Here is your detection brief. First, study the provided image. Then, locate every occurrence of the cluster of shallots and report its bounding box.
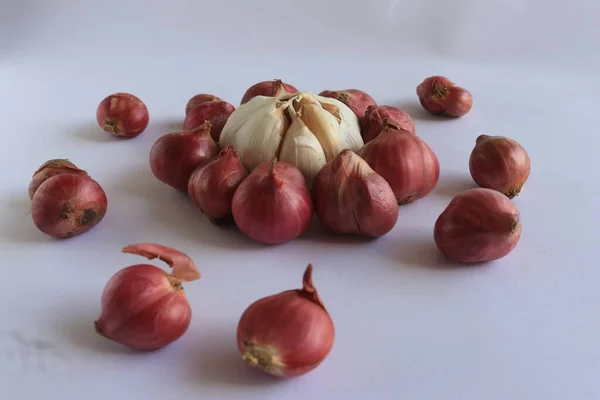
[95,243,334,378]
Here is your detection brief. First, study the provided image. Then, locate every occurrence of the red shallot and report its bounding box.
[361,105,415,143]
[237,264,335,378]
[416,76,473,117]
[95,243,201,350]
[149,122,219,191]
[96,92,149,138]
[318,89,376,122]
[185,94,222,115]
[240,79,298,104]
[28,159,88,199]
[31,173,107,238]
[312,149,398,237]
[434,188,522,263]
[183,100,235,142]
[231,159,313,245]
[358,125,440,204]
[188,146,249,223]
[469,134,531,198]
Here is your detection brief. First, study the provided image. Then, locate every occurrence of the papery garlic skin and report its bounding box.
[219,92,363,185]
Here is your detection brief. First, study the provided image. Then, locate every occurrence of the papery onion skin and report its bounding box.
[231,160,313,245]
[416,76,473,117]
[361,105,415,143]
[312,149,399,237]
[318,89,376,122]
[188,146,249,222]
[185,94,222,115]
[28,159,88,199]
[149,122,219,191]
[240,79,298,104]
[358,126,440,205]
[96,92,149,137]
[95,243,201,350]
[469,134,531,199]
[434,188,522,263]
[31,174,107,238]
[237,264,335,378]
[183,101,235,142]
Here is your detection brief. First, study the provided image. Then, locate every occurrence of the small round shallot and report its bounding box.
[434,188,522,263]
[240,79,298,104]
[183,100,235,142]
[318,89,377,122]
[416,76,473,117]
[361,105,415,143]
[185,94,222,115]
[96,92,149,138]
[28,159,88,199]
[469,134,531,198]
[31,173,108,238]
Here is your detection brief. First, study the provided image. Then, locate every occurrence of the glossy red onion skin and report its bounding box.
[31,174,107,238]
[183,101,235,142]
[237,265,334,378]
[358,128,440,205]
[188,146,249,222]
[318,89,376,122]
[312,150,398,237]
[96,92,149,137]
[434,188,522,263]
[185,94,222,115]
[416,76,473,117]
[361,105,415,143]
[469,135,531,198]
[149,124,219,191]
[95,264,192,350]
[240,79,298,104]
[28,159,88,199]
[231,161,313,245]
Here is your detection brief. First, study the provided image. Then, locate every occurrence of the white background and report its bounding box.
[1,1,599,399]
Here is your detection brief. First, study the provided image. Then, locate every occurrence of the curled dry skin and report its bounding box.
[219,92,364,187]
[237,264,335,378]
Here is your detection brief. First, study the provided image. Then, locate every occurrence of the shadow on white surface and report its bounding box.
[393,99,444,122]
[185,324,286,387]
[67,122,121,143]
[0,193,52,244]
[433,172,478,198]
[392,235,454,269]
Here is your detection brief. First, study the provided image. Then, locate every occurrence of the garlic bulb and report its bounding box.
[219,92,364,187]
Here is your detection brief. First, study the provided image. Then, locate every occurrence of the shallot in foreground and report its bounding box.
[28,159,88,199]
[95,243,201,350]
[434,188,522,263]
[237,264,335,378]
[469,134,531,198]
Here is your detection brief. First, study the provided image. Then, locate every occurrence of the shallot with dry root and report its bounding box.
[95,243,201,350]
[240,79,298,104]
[434,188,522,263]
[358,125,439,205]
[361,105,415,143]
[96,92,149,138]
[318,89,377,122]
[237,264,335,378]
[469,134,531,198]
[312,149,398,237]
[231,159,313,244]
[183,100,235,142]
[149,121,219,191]
[416,76,473,117]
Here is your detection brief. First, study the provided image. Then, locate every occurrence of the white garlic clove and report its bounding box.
[219,96,289,171]
[299,104,345,161]
[278,109,327,188]
[316,95,364,152]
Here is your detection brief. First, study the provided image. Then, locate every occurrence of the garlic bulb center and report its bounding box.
[219,91,364,187]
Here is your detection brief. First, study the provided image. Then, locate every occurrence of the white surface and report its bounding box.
[1,1,599,399]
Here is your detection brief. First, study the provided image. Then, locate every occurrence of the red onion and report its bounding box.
[237,264,334,378]
[434,188,522,263]
[231,159,313,245]
[469,134,531,198]
[358,126,440,204]
[28,159,88,199]
[312,149,398,237]
[361,105,415,143]
[185,94,222,115]
[183,100,235,142]
[416,76,473,117]
[31,174,107,238]
[318,89,376,122]
[240,79,298,104]
[149,122,219,191]
[95,243,201,350]
[96,92,149,138]
[188,146,249,223]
